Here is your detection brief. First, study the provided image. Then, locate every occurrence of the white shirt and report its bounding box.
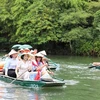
[6,58,18,69]
[17,60,32,74]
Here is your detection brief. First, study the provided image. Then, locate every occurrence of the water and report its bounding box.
[0,55,100,100]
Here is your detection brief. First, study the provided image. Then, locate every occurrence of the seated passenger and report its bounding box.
[92,62,100,66]
[4,49,18,78]
[15,53,32,80]
[29,53,50,80]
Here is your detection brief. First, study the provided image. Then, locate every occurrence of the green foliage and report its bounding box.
[93,10,100,31]
[0,0,100,56]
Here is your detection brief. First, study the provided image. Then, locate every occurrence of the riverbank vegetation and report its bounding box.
[0,0,100,56]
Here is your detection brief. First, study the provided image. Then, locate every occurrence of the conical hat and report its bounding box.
[39,50,47,55]
[9,49,18,56]
[35,53,44,57]
[30,50,34,53]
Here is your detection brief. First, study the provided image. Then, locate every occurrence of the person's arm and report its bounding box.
[36,63,48,71]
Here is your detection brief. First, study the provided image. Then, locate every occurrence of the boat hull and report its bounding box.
[89,65,100,69]
[0,75,65,88]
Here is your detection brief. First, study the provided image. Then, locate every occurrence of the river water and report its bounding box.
[0,55,100,100]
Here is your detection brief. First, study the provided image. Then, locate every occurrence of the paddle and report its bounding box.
[10,69,28,84]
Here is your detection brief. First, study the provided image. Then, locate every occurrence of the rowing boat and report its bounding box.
[0,75,65,88]
[48,62,60,70]
[89,65,100,69]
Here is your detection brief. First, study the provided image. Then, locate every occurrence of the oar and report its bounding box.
[10,69,28,84]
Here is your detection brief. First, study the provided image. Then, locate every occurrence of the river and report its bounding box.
[0,55,100,100]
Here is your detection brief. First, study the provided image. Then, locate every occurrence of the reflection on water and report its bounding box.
[0,84,46,100]
[0,81,65,100]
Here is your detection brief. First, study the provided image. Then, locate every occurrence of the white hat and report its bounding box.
[20,52,31,60]
[35,53,44,57]
[9,49,18,56]
[30,50,34,53]
[19,49,24,51]
[39,50,47,55]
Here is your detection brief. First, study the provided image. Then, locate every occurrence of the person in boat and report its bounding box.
[24,48,30,53]
[15,52,32,80]
[33,49,38,54]
[42,56,54,75]
[17,49,24,61]
[29,53,52,80]
[17,48,30,61]
[30,49,38,55]
[2,54,10,73]
[3,49,18,78]
[92,62,100,66]
[29,49,38,60]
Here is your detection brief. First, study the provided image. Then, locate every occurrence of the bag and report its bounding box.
[34,71,40,80]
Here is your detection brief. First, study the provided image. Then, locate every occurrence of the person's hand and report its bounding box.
[49,71,54,75]
[44,63,48,67]
[28,66,32,71]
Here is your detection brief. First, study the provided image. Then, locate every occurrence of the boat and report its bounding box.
[89,65,100,69]
[0,75,65,88]
[88,62,100,69]
[48,62,60,70]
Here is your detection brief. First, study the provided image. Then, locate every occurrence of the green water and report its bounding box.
[0,55,100,100]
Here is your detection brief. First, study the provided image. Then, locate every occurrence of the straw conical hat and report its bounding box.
[39,50,47,55]
[9,49,18,56]
[35,53,44,57]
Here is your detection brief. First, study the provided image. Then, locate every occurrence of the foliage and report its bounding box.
[0,0,100,56]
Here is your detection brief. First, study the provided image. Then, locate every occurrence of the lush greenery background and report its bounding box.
[0,0,100,56]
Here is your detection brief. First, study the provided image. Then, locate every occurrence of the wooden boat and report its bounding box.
[88,62,100,69]
[48,62,60,70]
[0,75,65,88]
[89,65,100,69]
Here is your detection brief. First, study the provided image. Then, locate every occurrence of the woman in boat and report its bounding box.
[92,62,100,66]
[29,53,50,80]
[42,57,54,75]
[4,49,18,78]
[33,49,38,54]
[29,49,38,60]
[15,53,32,80]
[17,48,30,60]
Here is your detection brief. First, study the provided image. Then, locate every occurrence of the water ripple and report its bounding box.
[64,80,79,85]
